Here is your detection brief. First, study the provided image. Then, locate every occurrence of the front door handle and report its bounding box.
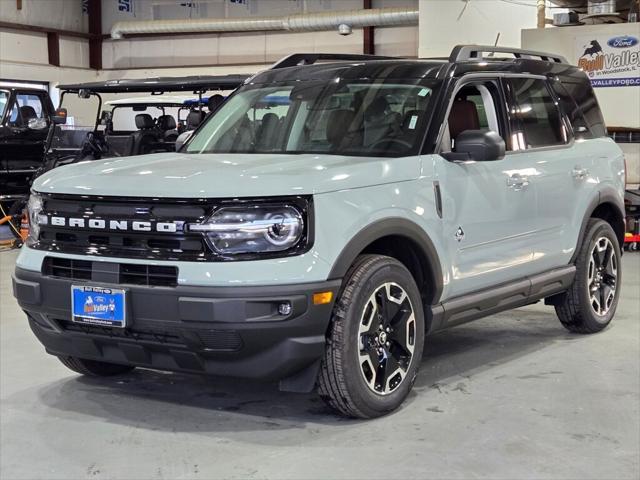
[507,173,529,190]
[572,166,589,180]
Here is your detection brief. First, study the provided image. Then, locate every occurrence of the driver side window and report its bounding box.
[442,81,508,152]
[7,93,46,127]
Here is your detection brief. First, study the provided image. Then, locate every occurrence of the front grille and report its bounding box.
[55,319,243,352]
[45,258,92,280]
[43,257,178,287]
[197,330,243,351]
[120,263,178,287]
[56,319,185,346]
[34,195,212,261]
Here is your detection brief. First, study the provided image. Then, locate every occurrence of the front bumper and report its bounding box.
[13,266,340,388]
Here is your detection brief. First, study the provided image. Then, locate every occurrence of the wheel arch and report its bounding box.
[327,218,444,307]
[572,188,625,263]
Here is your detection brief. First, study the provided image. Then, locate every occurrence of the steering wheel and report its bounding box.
[80,131,108,159]
[369,138,413,151]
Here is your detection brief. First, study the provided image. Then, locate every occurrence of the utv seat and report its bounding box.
[157,115,179,142]
[128,114,160,156]
[186,110,206,131]
[15,106,38,126]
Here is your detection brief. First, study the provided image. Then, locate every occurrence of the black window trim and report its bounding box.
[502,75,575,156]
[434,73,511,156]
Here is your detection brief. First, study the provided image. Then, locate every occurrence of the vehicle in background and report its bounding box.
[0,85,62,243]
[48,74,248,165]
[0,86,56,203]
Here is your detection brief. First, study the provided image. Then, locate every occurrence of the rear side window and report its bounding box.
[550,79,592,139]
[508,78,568,150]
[554,77,606,138]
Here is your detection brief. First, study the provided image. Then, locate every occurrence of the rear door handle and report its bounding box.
[507,173,529,190]
[572,167,589,180]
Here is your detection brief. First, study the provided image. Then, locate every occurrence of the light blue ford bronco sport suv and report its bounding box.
[13,46,626,418]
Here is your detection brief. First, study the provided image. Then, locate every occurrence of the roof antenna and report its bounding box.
[487,32,501,57]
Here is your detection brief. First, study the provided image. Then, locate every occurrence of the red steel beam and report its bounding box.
[88,0,102,70]
[47,32,60,66]
[363,0,374,55]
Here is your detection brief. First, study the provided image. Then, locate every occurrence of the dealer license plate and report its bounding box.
[71,285,126,328]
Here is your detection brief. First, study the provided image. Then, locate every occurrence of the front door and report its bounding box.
[435,78,538,299]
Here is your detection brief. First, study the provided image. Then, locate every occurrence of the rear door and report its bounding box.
[503,76,580,272]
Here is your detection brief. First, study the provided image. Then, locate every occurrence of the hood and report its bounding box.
[33,152,421,198]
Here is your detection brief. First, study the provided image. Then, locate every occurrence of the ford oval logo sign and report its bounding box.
[607,36,639,49]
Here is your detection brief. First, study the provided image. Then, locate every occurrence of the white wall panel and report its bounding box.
[375,25,418,57]
[0,30,48,65]
[104,35,221,69]
[0,0,87,31]
[59,37,90,69]
[418,0,535,58]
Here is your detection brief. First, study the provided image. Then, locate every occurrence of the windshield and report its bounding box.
[185,79,438,157]
[0,91,8,119]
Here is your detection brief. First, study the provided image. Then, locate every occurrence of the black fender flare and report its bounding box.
[327,218,444,304]
[571,186,625,263]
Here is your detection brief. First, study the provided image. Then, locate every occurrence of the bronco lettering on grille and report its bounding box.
[44,216,182,233]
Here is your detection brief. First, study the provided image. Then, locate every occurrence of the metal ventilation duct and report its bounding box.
[110,7,419,39]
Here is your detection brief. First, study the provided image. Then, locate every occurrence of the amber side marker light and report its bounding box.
[313,291,333,305]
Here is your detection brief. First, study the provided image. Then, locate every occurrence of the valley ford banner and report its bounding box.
[576,34,640,88]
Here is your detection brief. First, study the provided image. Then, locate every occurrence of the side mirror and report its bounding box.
[442,130,506,162]
[28,118,48,130]
[52,108,67,125]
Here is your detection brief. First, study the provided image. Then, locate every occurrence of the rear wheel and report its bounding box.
[555,219,622,333]
[318,255,425,418]
[58,356,135,376]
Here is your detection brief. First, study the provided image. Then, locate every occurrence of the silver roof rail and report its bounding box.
[449,45,568,64]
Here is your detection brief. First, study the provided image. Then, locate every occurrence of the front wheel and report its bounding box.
[318,255,425,418]
[555,219,622,333]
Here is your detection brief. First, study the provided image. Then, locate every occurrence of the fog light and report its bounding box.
[278,302,292,316]
[313,291,333,305]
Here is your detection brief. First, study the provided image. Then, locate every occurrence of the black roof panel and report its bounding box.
[58,74,249,94]
[249,60,448,84]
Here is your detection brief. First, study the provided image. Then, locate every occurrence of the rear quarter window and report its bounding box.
[556,77,606,138]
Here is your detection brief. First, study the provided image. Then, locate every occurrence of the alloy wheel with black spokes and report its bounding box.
[588,237,618,317]
[358,283,416,395]
[555,218,622,334]
[318,255,425,418]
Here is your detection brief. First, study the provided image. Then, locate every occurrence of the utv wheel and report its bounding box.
[58,356,135,376]
[555,219,622,333]
[318,255,425,418]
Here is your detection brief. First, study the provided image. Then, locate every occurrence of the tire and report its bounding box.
[555,219,622,334]
[58,356,135,376]
[318,255,425,418]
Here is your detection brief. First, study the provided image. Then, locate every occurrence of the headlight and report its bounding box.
[189,205,306,255]
[26,192,45,242]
